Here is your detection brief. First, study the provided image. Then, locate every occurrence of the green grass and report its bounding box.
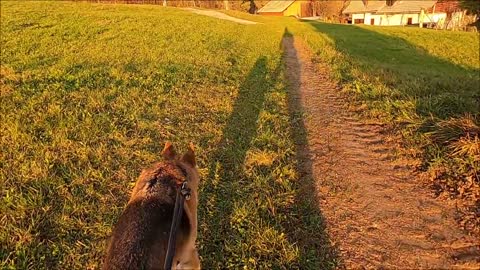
[297,22,479,124]
[0,1,336,269]
[289,22,480,232]
[1,1,479,269]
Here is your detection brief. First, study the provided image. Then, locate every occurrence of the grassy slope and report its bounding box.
[289,22,480,233]
[0,2,336,269]
[224,10,479,234]
[1,1,479,269]
[298,23,479,125]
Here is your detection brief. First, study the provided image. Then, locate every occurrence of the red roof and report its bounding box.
[428,0,461,13]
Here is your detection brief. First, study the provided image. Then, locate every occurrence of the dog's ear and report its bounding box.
[181,142,196,167]
[162,141,177,160]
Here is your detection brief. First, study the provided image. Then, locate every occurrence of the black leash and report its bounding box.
[164,181,191,270]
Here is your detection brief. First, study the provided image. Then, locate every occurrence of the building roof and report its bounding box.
[380,1,437,14]
[428,0,461,13]
[258,1,295,13]
[343,0,438,14]
[343,0,386,14]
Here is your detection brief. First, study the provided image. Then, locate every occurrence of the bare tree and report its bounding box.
[315,0,350,21]
[242,0,257,14]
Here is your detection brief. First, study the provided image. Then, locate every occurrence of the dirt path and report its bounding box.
[182,8,257,25]
[283,36,480,269]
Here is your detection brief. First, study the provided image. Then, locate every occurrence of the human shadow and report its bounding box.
[198,31,338,268]
[198,56,280,267]
[282,28,340,269]
[305,22,479,120]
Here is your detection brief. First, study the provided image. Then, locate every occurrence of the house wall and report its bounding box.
[379,13,420,25]
[283,0,305,17]
[352,12,448,26]
[364,12,373,24]
[424,12,448,23]
[259,1,310,17]
[352,13,365,24]
[258,12,284,16]
[370,14,384,25]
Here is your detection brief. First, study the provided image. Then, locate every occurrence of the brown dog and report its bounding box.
[103,142,201,270]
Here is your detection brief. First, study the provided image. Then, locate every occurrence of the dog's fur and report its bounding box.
[103,142,201,270]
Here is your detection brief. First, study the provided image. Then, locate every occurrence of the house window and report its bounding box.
[354,19,365,24]
[407,17,413,25]
[371,18,375,25]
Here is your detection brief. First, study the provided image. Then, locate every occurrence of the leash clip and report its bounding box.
[180,181,191,201]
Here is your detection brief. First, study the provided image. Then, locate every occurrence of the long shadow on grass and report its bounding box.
[282,29,340,269]
[199,31,338,269]
[303,23,480,235]
[199,56,279,267]
[306,22,480,120]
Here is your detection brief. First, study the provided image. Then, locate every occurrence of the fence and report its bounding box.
[82,0,270,12]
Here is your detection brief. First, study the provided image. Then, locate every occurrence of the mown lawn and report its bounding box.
[0,1,336,269]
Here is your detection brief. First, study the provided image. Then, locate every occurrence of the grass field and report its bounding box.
[0,2,336,269]
[1,1,479,269]
[288,21,480,232]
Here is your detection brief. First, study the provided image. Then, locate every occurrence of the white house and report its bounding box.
[342,0,461,26]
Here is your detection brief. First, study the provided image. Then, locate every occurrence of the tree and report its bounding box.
[243,0,257,14]
[459,0,480,27]
[459,0,480,17]
[315,0,350,21]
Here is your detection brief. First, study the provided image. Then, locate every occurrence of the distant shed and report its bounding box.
[258,0,313,17]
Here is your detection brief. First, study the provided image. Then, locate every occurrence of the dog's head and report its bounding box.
[129,142,199,203]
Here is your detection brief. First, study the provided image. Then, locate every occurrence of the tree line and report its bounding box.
[83,0,269,13]
[81,1,478,24]
[83,0,351,18]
